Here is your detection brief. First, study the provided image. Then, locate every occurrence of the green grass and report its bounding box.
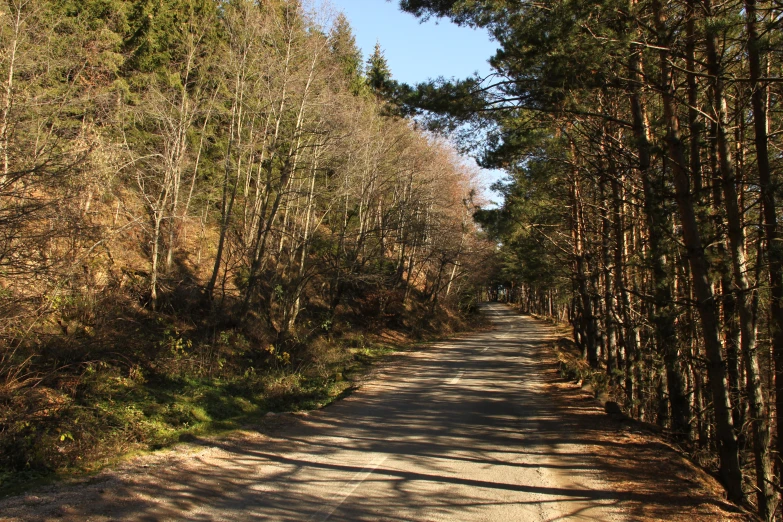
[0,300,487,499]
[0,339,405,498]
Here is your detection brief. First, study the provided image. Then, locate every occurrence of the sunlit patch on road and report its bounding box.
[447,371,466,385]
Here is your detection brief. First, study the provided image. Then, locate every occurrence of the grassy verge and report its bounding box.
[0,309,483,498]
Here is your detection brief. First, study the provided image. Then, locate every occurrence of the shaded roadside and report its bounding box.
[0,303,751,521]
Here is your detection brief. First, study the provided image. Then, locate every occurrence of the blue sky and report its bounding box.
[325,0,505,205]
[326,0,497,86]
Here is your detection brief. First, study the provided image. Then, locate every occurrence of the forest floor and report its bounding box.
[0,304,751,521]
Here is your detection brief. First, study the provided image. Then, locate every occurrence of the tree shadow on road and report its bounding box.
[0,304,751,521]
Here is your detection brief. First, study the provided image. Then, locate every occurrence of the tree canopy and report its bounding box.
[399,0,783,516]
[0,0,494,486]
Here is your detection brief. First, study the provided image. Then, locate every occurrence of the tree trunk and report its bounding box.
[742,0,778,516]
[653,0,743,502]
[627,37,689,438]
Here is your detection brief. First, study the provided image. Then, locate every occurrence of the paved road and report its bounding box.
[3,304,730,521]
[214,303,623,521]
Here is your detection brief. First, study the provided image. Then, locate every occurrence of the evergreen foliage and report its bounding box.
[366,41,393,96]
[400,0,783,516]
[329,13,364,95]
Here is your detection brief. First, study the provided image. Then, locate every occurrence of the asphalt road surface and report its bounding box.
[1,303,739,521]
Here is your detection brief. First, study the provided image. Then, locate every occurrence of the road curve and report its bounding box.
[1,303,740,521]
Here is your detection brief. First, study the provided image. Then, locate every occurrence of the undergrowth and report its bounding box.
[553,337,611,401]
[0,300,479,497]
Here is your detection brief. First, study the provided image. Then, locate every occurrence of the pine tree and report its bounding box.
[366,41,392,97]
[329,13,364,94]
[397,0,777,510]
